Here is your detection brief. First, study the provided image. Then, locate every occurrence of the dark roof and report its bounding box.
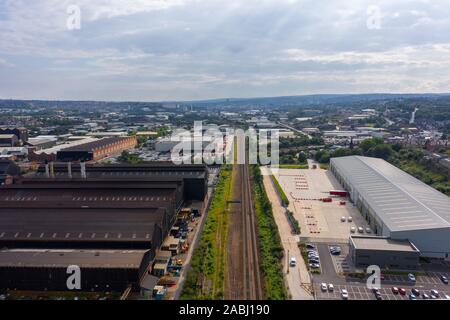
[34,163,207,179]
[0,249,149,268]
[0,184,178,209]
[0,207,165,242]
[0,160,20,176]
[59,137,133,152]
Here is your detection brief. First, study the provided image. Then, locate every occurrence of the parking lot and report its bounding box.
[273,168,370,240]
[314,283,450,300]
[308,241,450,300]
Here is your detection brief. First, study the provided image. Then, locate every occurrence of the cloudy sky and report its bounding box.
[0,0,450,101]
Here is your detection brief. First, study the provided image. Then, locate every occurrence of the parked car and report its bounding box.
[347,216,353,222]
[408,273,416,282]
[440,275,448,284]
[399,288,406,295]
[341,216,346,222]
[444,294,450,300]
[308,259,320,264]
[306,244,315,249]
[358,227,364,233]
[350,226,356,233]
[411,288,420,296]
[321,283,328,292]
[392,287,399,294]
[409,294,417,300]
[309,263,320,269]
[365,227,372,233]
[289,257,297,267]
[328,283,334,292]
[341,289,349,300]
[430,289,439,298]
[330,246,341,255]
[422,293,430,299]
[375,292,383,300]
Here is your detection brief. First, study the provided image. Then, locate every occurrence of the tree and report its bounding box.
[359,137,384,155]
[367,144,394,160]
[315,150,330,163]
[298,151,307,164]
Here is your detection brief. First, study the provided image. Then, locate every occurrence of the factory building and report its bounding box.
[0,160,20,185]
[0,134,19,147]
[0,127,29,143]
[56,136,137,162]
[0,163,208,291]
[330,156,450,259]
[28,136,136,163]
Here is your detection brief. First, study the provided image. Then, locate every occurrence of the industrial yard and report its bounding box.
[272,167,369,241]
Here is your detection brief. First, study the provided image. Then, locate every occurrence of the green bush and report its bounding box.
[251,165,287,300]
[270,175,290,207]
[180,166,232,299]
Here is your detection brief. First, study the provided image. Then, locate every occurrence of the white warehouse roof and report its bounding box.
[330,156,450,232]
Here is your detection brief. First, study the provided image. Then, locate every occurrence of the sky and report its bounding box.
[0,0,450,101]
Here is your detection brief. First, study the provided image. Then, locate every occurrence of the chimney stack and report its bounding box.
[68,161,72,179]
[50,161,55,178]
[80,161,87,179]
[44,161,50,178]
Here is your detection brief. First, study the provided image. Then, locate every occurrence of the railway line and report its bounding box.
[240,163,263,300]
[225,135,263,300]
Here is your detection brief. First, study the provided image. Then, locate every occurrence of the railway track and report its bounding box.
[225,135,263,300]
[240,163,263,300]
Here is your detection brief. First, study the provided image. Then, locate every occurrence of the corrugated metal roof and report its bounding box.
[331,156,450,232]
[0,208,164,242]
[0,248,148,268]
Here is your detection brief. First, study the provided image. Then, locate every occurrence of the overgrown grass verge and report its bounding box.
[180,165,232,299]
[286,210,300,234]
[276,164,309,169]
[270,174,290,207]
[251,165,287,300]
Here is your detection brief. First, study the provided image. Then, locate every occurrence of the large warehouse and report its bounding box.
[0,163,208,291]
[330,156,450,259]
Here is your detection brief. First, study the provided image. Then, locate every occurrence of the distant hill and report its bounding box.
[1,93,449,110]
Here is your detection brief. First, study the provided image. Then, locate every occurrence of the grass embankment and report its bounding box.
[180,165,232,299]
[286,210,301,234]
[251,165,287,300]
[276,164,309,169]
[319,163,329,170]
[270,175,290,207]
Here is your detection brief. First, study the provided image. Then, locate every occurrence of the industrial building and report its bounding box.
[0,127,29,142]
[56,136,137,162]
[349,236,420,270]
[0,163,208,291]
[0,160,20,185]
[0,249,153,291]
[28,136,136,162]
[330,156,450,259]
[0,134,18,147]
[26,137,58,150]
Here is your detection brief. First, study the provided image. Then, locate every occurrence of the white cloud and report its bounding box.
[0,0,450,100]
